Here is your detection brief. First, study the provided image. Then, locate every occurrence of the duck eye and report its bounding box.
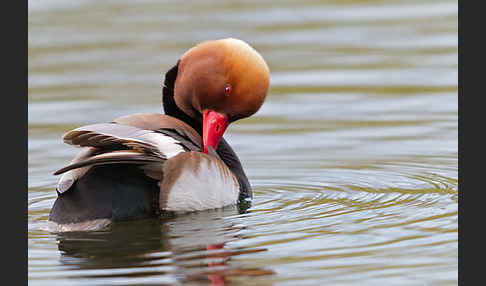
[224,84,231,97]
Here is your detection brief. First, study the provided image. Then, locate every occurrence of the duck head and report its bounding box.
[172,38,270,154]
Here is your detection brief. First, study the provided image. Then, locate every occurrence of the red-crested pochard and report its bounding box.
[48,38,270,232]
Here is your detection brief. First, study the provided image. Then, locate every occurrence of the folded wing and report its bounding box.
[54,114,202,194]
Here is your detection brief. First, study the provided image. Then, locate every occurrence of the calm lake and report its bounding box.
[28,0,458,285]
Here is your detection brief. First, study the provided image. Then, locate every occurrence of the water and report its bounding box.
[28,0,458,285]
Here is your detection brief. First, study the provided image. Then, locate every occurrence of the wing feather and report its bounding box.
[53,150,164,176]
[62,123,185,158]
[54,114,203,194]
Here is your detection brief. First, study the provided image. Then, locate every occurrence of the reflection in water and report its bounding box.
[55,208,274,285]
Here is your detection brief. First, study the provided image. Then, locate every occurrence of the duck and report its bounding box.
[48,38,270,232]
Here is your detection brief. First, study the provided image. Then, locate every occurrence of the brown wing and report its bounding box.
[113,113,202,150]
[54,113,202,194]
[63,123,164,157]
[54,150,165,176]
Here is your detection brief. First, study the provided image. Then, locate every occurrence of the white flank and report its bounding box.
[57,170,76,193]
[56,165,93,193]
[165,156,239,212]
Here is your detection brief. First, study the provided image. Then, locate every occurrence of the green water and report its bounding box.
[28,0,458,285]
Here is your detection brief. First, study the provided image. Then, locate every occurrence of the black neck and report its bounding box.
[162,61,202,134]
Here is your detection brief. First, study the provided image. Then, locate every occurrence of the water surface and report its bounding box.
[28,0,458,285]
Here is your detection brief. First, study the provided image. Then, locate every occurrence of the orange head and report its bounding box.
[173,38,270,153]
